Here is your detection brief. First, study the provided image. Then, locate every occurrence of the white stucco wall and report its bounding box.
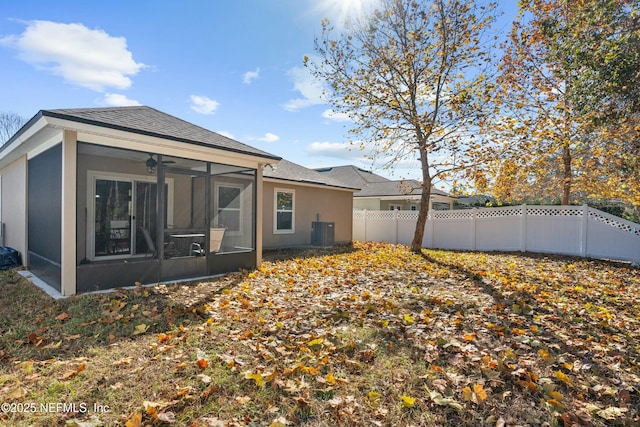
[0,155,28,259]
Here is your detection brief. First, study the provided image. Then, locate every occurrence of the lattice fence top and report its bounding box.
[357,211,397,220]
[432,210,474,220]
[475,207,522,219]
[353,211,367,220]
[396,211,419,220]
[355,206,640,238]
[354,210,420,220]
[589,208,640,236]
[526,206,583,217]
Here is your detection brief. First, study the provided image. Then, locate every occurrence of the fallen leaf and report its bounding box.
[7,387,27,399]
[133,324,149,335]
[473,384,488,402]
[245,371,265,387]
[200,384,219,401]
[307,338,324,348]
[400,395,416,408]
[157,412,176,423]
[64,414,104,427]
[236,395,252,404]
[596,406,628,420]
[124,413,142,427]
[59,363,86,381]
[554,370,572,386]
[196,358,209,369]
[56,312,72,321]
[113,357,134,366]
[428,388,463,411]
[269,416,290,427]
[325,373,336,385]
[26,332,44,346]
[198,374,212,383]
[367,390,382,409]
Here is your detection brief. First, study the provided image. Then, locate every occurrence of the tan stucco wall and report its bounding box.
[0,155,28,259]
[262,181,353,249]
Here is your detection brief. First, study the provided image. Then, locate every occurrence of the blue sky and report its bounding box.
[0,0,518,181]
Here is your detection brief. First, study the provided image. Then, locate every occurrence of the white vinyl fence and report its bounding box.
[353,205,640,263]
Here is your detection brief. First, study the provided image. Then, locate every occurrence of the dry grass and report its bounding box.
[0,242,638,426]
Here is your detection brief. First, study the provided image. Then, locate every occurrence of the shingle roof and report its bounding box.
[315,165,452,198]
[264,160,359,190]
[41,106,280,160]
[314,165,390,187]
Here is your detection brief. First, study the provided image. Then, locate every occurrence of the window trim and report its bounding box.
[273,188,295,234]
[214,182,244,236]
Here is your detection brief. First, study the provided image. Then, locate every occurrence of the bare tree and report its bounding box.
[306,0,497,251]
[0,112,27,146]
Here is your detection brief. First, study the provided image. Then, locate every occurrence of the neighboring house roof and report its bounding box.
[4,106,280,161]
[314,165,453,199]
[264,160,359,191]
[315,165,390,186]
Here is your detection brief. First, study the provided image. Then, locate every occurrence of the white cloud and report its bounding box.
[101,93,141,106]
[283,65,326,111]
[190,95,219,115]
[216,130,235,139]
[307,141,361,160]
[258,132,280,142]
[1,20,145,92]
[322,109,352,122]
[243,67,260,84]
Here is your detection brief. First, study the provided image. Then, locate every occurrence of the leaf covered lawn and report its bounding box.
[1,242,639,426]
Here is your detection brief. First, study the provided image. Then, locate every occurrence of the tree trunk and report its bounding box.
[562,142,572,205]
[561,85,572,205]
[411,146,431,252]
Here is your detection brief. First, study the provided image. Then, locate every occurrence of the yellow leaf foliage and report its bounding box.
[245,371,265,387]
[124,413,142,427]
[400,394,416,408]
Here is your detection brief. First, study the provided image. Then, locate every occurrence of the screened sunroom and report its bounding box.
[1,106,279,296]
[75,143,259,292]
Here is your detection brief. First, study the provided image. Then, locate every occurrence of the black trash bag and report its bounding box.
[0,247,21,270]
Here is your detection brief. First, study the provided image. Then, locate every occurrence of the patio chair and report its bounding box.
[209,227,226,253]
[189,228,225,256]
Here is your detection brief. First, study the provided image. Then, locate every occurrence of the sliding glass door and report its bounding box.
[94,179,132,257]
[92,176,170,260]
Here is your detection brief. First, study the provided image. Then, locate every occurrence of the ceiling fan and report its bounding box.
[144,154,175,173]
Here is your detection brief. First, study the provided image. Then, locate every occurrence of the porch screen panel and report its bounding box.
[28,144,62,290]
[210,167,255,253]
[94,179,132,256]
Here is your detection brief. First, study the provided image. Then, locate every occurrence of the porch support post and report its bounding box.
[60,130,77,296]
[256,165,264,267]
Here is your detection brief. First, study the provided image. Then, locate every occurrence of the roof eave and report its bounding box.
[40,110,281,162]
[264,176,359,192]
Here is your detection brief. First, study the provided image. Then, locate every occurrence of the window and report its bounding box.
[215,184,242,233]
[274,189,294,233]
